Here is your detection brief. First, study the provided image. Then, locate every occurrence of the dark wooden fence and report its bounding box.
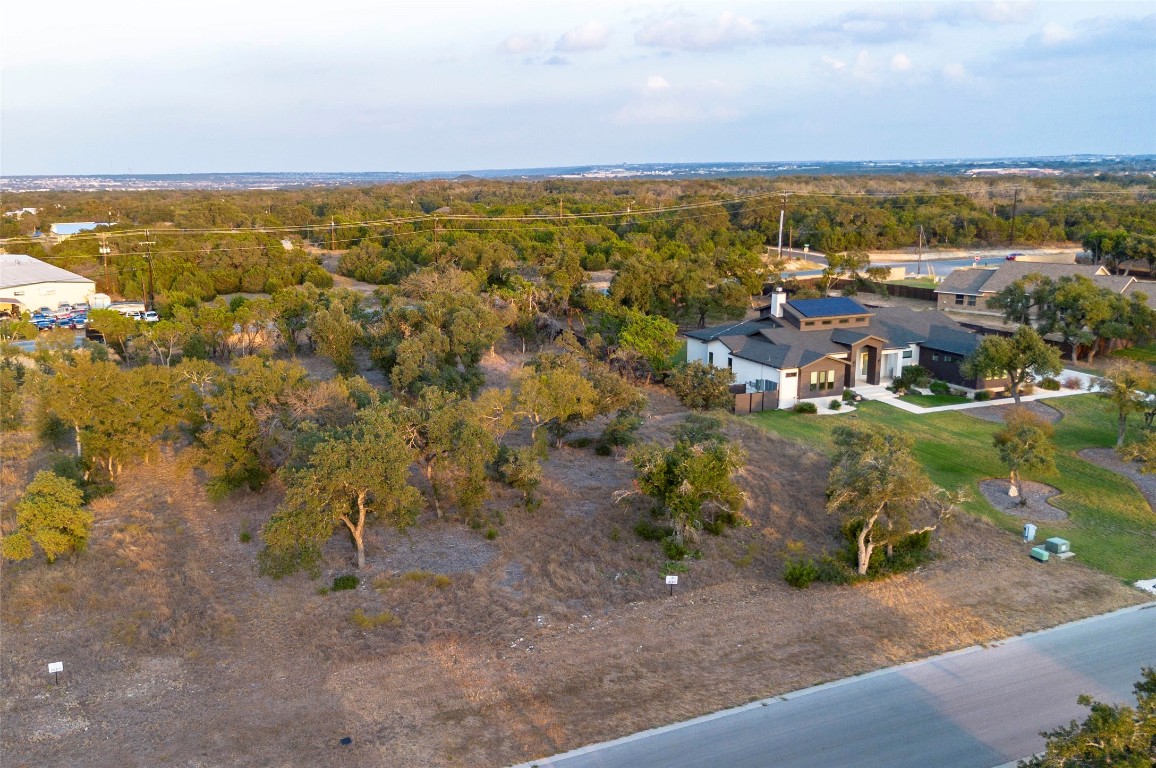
[733,391,779,414]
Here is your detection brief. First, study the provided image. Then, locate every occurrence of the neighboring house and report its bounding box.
[685,290,1004,410]
[933,261,1137,314]
[0,254,97,315]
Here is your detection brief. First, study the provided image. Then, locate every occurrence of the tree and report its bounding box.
[1095,360,1155,447]
[87,308,137,360]
[1119,432,1156,474]
[310,301,361,376]
[667,361,736,410]
[1019,667,1155,767]
[826,425,954,575]
[993,408,1056,504]
[616,310,680,378]
[515,354,600,448]
[393,386,497,518]
[628,434,748,546]
[263,406,420,570]
[2,471,91,563]
[1036,275,1113,363]
[962,326,1063,405]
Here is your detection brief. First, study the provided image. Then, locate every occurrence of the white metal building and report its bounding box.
[0,254,97,314]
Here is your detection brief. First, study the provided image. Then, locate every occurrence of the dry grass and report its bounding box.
[1,362,1149,768]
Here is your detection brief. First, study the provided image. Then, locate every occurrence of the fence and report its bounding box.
[733,391,779,415]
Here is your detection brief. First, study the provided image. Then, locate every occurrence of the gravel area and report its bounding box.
[1079,448,1156,514]
[978,479,1069,521]
[966,401,1064,424]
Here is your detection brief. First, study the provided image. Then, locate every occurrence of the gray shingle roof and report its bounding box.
[935,262,1111,296]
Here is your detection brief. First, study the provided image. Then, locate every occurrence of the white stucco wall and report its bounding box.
[6,280,97,311]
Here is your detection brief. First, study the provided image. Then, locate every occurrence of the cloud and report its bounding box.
[890,53,912,72]
[543,55,570,66]
[498,34,547,56]
[942,63,968,82]
[555,21,610,53]
[1039,22,1074,46]
[645,75,670,91]
[821,55,847,71]
[635,11,763,51]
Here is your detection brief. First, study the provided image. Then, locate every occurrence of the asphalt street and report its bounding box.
[518,604,1156,768]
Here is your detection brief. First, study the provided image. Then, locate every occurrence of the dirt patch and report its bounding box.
[966,400,1064,424]
[978,479,1069,521]
[2,390,1148,768]
[1079,448,1156,513]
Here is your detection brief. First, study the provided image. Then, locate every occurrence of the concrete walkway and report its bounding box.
[858,370,1097,415]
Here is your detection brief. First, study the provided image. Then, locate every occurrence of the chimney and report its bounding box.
[769,286,786,318]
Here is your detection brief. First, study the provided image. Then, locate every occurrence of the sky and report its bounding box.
[2,0,1154,175]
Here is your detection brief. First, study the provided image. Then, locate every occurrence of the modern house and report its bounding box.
[685,291,1004,410]
[934,262,1137,315]
[0,254,97,315]
[49,222,103,239]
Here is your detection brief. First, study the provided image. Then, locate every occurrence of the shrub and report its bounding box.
[842,389,858,402]
[1039,377,1061,391]
[634,519,673,541]
[601,408,643,448]
[432,574,452,589]
[565,436,594,449]
[1019,382,1035,396]
[1062,375,1083,390]
[828,399,842,410]
[666,361,735,410]
[594,442,613,456]
[814,554,855,585]
[974,390,993,401]
[929,380,951,395]
[893,365,932,391]
[661,538,691,561]
[239,531,252,543]
[332,574,359,591]
[783,557,819,589]
[950,388,967,397]
[484,525,498,540]
[794,402,818,414]
[257,542,322,579]
[673,414,723,444]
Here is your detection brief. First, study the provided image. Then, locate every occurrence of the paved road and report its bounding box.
[517,604,1156,768]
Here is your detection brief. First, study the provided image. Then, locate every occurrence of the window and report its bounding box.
[804,321,814,327]
[955,294,965,305]
[821,320,832,326]
[967,295,977,307]
[809,370,837,392]
[902,350,913,359]
[932,353,940,361]
[785,371,797,378]
[838,318,849,324]
[708,352,714,365]
[727,357,732,369]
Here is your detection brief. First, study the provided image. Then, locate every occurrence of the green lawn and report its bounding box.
[1111,342,1156,366]
[898,393,972,408]
[885,277,939,288]
[748,394,1156,582]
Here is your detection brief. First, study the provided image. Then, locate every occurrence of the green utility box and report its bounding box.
[1031,547,1050,562]
[1045,538,1070,554]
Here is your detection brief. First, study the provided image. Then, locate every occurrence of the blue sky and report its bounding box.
[2,1,1153,174]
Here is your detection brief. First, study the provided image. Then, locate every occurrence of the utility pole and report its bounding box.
[917,225,924,276]
[138,231,156,312]
[776,194,787,259]
[1009,188,1019,247]
[98,235,111,292]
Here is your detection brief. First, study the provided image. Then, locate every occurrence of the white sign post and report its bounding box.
[665,574,678,596]
[48,661,63,685]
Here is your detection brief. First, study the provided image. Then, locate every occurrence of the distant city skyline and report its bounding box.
[3,1,1154,175]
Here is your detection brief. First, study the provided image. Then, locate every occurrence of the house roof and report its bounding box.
[0,254,95,290]
[935,262,1111,296]
[787,297,871,318]
[1122,280,1156,310]
[689,304,989,372]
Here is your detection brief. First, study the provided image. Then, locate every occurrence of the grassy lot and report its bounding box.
[749,394,1156,582]
[1111,341,1156,367]
[898,392,972,408]
[885,277,939,288]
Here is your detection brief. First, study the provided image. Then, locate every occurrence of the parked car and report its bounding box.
[1006,253,1023,261]
[141,311,160,323]
[32,317,56,330]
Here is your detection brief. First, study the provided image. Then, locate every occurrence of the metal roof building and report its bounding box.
[0,254,96,314]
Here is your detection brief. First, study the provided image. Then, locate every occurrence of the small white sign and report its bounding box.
[665,575,679,585]
[48,662,64,674]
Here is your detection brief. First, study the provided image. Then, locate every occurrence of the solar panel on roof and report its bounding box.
[789,297,870,318]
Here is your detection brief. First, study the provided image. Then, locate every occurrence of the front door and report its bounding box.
[859,351,869,380]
